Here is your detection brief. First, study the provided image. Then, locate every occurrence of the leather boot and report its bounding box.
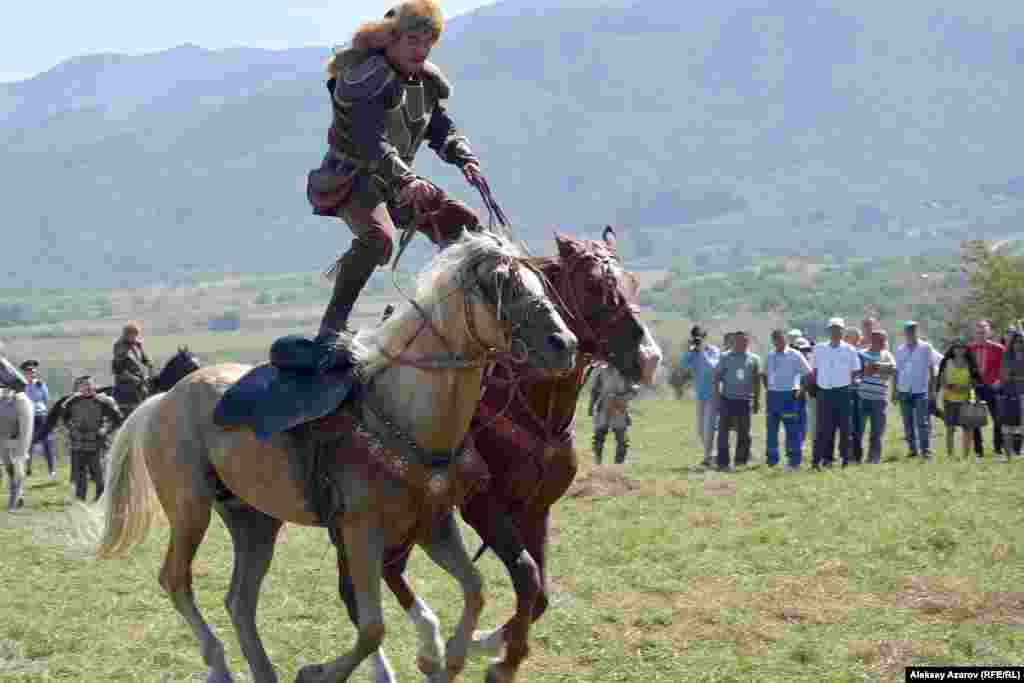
[593,430,607,465]
[6,465,23,511]
[314,246,379,374]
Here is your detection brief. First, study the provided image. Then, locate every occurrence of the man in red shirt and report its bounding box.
[968,319,1005,457]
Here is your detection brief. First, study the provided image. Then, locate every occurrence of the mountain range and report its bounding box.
[3,0,1024,289]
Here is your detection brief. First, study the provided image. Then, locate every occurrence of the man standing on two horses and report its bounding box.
[59,375,123,501]
[589,362,640,464]
[300,0,489,374]
[112,322,153,417]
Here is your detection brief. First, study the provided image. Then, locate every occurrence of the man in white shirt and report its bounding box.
[892,321,938,459]
[762,329,812,470]
[811,317,863,468]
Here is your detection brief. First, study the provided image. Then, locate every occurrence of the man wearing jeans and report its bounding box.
[893,321,938,460]
[812,318,863,468]
[858,329,896,463]
[682,325,721,467]
[763,329,812,470]
[713,331,761,472]
[968,319,1005,458]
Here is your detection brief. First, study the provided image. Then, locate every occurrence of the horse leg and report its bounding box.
[522,444,577,623]
[519,508,552,622]
[217,498,284,683]
[461,497,540,683]
[418,510,485,681]
[338,550,400,683]
[159,498,235,683]
[295,517,385,683]
[381,548,447,678]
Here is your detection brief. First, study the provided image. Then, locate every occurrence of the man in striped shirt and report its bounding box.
[857,329,896,463]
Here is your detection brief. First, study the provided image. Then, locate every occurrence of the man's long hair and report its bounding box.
[325,0,444,78]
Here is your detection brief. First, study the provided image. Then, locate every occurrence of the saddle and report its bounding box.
[212,335,490,542]
[212,358,361,442]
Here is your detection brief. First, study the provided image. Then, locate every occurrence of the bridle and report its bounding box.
[550,247,640,362]
[371,247,550,373]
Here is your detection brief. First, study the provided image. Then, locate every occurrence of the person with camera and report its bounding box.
[682,325,721,466]
[763,329,812,470]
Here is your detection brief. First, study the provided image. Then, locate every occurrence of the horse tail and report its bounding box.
[93,394,164,559]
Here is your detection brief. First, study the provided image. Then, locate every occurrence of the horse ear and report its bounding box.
[602,225,617,248]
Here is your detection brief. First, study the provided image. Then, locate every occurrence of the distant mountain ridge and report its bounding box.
[2,0,1023,289]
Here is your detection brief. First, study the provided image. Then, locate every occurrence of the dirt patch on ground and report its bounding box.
[589,566,887,655]
[702,479,738,497]
[566,469,688,500]
[848,639,948,680]
[887,575,1024,626]
[567,468,643,499]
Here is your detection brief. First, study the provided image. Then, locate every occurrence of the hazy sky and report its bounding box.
[1,0,494,83]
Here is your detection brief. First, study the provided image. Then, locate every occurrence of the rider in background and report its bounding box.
[303,0,489,374]
[112,321,153,418]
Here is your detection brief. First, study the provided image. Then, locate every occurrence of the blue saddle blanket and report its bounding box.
[213,338,362,441]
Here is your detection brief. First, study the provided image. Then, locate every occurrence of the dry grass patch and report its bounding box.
[590,565,893,642]
[886,575,1024,626]
[991,542,1011,562]
[848,639,947,680]
[702,479,737,497]
[566,468,643,500]
[566,469,689,500]
[689,511,722,528]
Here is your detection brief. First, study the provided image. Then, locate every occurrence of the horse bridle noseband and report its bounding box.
[550,250,638,362]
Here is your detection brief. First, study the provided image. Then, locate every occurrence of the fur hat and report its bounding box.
[351,0,444,51]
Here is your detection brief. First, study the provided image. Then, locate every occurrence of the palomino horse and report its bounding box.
[356,226,663,683]
[82,232,578,683]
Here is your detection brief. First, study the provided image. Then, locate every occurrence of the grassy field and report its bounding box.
[2,389,1023,682]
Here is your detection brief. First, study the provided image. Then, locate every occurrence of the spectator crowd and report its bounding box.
[680,317,1020,472]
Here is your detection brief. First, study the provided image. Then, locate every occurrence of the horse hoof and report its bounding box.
[445,658,466,679]
[485,664,513,683]
[206,670,235,683]
[295,664,325,683]
[417,654,442,674]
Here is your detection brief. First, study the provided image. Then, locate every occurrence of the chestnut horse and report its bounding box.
[78,232,578,683]
[357,227,663,683]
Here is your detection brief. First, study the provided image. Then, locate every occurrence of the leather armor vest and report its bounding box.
[66,396,109,452]
[330,53,445,170]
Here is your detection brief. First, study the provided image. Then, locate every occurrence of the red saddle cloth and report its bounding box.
[307,406,491,542]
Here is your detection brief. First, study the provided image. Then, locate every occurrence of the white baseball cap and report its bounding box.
[827,317,845,328]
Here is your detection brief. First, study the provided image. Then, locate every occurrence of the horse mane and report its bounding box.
[352,231,526,377]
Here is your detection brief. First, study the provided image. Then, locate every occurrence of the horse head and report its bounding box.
[153,346,202,393]
[547,225,662,385]
[356,231,577,378]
